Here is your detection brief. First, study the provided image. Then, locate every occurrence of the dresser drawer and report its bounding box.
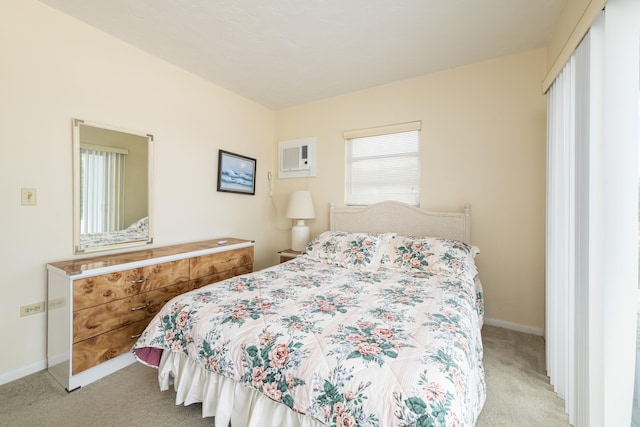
[190,247,253,279]
[73,259,189,310]
[72,319,149,374]
[191,264,254,290]
[72,280,196,343]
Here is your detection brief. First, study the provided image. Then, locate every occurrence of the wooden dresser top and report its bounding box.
[48,238,254,276]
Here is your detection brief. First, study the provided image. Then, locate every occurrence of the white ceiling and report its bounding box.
[38,0,566,109]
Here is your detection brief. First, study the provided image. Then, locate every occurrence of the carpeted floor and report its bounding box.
[476,325,569,426]
[0,325,569,426]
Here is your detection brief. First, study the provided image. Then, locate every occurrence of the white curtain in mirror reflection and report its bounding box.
[80,146,127,233]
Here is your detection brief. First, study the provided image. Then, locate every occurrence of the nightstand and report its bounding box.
[278,248,303,263]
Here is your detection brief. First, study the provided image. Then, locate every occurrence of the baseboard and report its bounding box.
[483,317,544,336]
[0,359,47,387]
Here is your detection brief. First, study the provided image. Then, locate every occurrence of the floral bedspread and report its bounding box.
[79,216,149,250]
[133,254,486,426]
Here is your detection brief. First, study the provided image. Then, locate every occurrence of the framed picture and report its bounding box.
[217,150,257,195]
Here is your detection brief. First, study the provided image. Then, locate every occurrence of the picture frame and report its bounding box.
[217,150,257,195]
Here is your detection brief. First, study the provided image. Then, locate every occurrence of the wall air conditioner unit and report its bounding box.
[278,137,317,179]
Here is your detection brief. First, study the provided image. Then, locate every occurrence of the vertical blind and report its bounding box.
[80,145,127,233]
[546,47,578,425]
[547,28,595,426]
[344,121,421,206]
[546,2,640,424]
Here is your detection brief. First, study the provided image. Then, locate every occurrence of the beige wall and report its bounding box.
[0,0,275,382]
[273,49,548,333]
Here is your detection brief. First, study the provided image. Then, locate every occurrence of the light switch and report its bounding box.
[21,188,37,206]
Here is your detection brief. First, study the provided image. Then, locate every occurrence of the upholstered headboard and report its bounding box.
[329,201,471,244]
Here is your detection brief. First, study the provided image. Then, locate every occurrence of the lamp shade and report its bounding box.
[286,191,315,251]
[285,190,315,219]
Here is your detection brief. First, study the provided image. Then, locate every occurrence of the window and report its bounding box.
[344,121,421,206]
[80,145,127,233]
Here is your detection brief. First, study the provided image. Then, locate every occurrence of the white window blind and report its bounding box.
[344,121,421,206]
[80,145,127,233]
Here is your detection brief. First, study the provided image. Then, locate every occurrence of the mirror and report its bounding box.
[72,118,154,253]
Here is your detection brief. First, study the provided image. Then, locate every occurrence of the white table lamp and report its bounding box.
[286,190,315,251]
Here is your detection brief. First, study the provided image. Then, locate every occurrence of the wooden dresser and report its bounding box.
[47,238,254,391]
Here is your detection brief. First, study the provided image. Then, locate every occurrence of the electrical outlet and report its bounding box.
[48,297,66,310]
[20,301,45,317]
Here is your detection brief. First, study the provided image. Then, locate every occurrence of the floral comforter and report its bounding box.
[133,240,486,427]
[78,217,149,250]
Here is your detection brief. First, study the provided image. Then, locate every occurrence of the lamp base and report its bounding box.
[291,220,310,251]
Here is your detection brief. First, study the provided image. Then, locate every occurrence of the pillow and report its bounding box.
[380,235,479,277]
[126,216,149,233]
[304,231,345,266]
[135,216,149,232]
[304,231,395,271]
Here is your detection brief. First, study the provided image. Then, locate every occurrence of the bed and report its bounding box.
[78,216,149,250]
[133,201,486,426]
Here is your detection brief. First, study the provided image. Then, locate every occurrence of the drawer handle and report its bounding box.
[220,259,232,264]
[131,333,142,339]
[131,278,148,284]
[131,302,151,311]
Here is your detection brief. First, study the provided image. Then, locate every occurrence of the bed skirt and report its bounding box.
[157,350,325,427]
